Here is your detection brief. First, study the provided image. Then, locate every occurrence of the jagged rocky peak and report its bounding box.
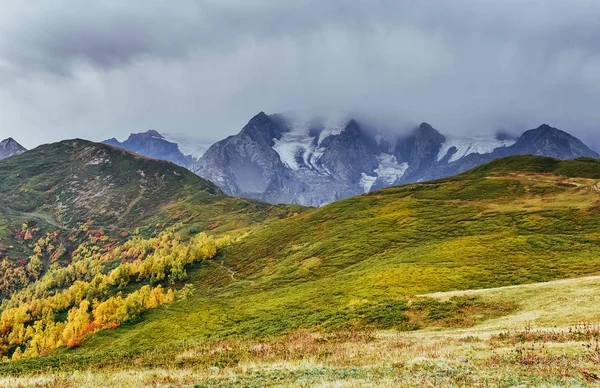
[318,119,379,183]
[343,119,361,134]
[135,129,164,139]
[0,137,27,160]
[103,129,194,168]
[239,112,287,146]
[104,130,164,147]
[1,137,24,149]
[193,113,287,198]
[414,122,446,156]
[394,122,445,168]
[416,122,445,141]
[124,129,168,143]
[520,124,571,141]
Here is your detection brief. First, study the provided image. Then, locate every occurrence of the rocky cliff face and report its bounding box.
[193,113,600,207]
[0,138,26,160]
[193,113,288,198]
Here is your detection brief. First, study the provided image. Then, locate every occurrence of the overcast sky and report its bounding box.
[1,0,600,149]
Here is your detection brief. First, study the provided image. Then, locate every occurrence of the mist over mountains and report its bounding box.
[193,113,598,206]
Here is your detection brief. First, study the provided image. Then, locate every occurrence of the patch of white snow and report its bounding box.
[272,122,314,170]
[360,154,409,193]
[437,137,516,163]
[317,116,348,145]
[375,154,409,185]
[360,173,377,192]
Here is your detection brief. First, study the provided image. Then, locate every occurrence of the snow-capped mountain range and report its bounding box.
[99,113,600,207]
[0,138,26,160]
[192,113,599,206]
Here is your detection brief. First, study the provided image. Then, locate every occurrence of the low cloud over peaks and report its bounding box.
[0,0,599,148]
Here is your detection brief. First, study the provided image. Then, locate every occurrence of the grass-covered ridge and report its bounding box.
[0,139,220,226]
[449,155,600,180]
[0,139,299,238]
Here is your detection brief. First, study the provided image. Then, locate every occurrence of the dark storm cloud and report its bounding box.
[0,0,600,149]
[0,2,203,75]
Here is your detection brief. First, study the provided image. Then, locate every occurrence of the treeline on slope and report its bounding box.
[0,223,105,300]
[0,227,232,361]
[0,200,238,299]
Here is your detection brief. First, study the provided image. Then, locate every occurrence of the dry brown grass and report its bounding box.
[4,327,598,387]
[7,275,600,387]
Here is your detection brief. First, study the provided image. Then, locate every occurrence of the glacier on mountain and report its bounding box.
[272,116,349,171]
[270,117,515,197]
[437,137,516,163]
[375,154,409,185]
[272,122,316,170]
[360,154,409,192]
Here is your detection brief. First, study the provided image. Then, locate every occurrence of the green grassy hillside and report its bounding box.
[0,139,220,225]
[454,155,600,180]
[0,140,297,299]
[1,155,596,374]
